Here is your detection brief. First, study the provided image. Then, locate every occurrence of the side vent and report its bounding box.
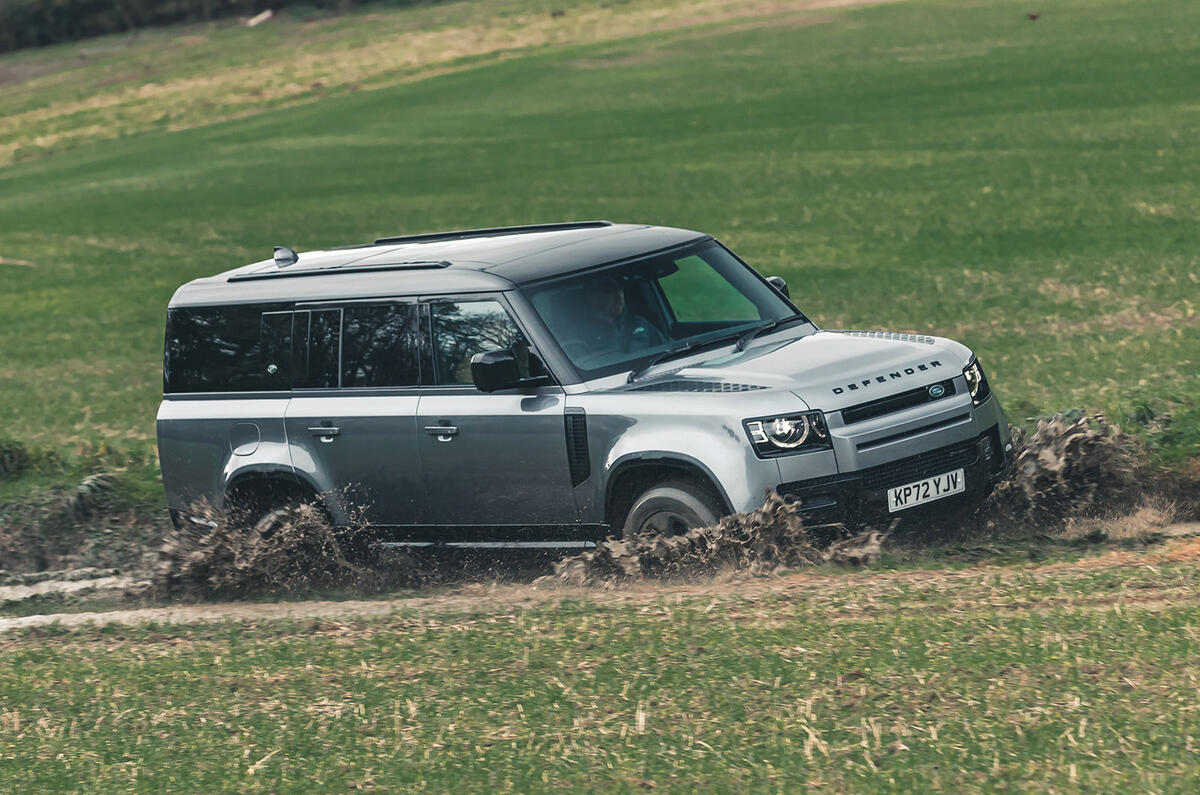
[564,410,590,487]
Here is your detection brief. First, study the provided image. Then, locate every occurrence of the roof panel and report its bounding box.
[169,222,711,307]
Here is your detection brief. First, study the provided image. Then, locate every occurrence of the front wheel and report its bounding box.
[622,478,723,540]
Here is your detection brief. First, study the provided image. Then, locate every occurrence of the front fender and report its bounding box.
[576,393,796,516]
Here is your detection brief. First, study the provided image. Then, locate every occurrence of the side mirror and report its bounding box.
[767,276,790,299]
[471,349,550,393]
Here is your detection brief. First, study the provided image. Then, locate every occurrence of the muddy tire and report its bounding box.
[622,478,723,540]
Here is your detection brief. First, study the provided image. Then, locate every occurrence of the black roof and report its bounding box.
[171,222,709,307]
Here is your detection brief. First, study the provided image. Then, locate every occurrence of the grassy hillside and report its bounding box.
[1,0,1198,489]
[4,544,1200,790]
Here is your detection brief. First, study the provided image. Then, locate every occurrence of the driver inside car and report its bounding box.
[573,277,666,355]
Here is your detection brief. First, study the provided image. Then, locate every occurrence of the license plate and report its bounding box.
[887,469,965,512]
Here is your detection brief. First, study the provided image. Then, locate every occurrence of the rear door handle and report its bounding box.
[424,425,459,442]
[308,426,341,443]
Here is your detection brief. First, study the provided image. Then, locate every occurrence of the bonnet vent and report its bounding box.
[627,380,768,393]
[832,330,936,345]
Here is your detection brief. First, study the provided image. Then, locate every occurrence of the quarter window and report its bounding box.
[164,304,290,393]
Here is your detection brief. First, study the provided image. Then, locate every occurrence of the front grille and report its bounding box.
[627,380,767,393]
[842,378,957,425]
[777,437,980,496]
[856,412,970,452]
[860,439,978,491]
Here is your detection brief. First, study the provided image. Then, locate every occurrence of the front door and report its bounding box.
[416,297,579,535]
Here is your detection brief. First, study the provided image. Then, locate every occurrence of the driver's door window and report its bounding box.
[430,300,527,385]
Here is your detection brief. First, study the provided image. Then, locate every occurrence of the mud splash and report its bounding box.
[153,413,1187,595]
[987,413,1140,527]
[542,494,892,587]
[152,503,417,599]
[543,413,1173,586]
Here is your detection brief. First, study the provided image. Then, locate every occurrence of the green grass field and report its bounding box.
[1,0,1198,495]
[4,546,1200,790]
[3,5,1199,789]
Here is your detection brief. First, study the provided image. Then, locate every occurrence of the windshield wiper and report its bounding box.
[734,314,809,352]
[626,330,747,383]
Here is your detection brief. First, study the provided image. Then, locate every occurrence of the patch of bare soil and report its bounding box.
[0,472,161,573]
[0,573,136,607]
[4,530,1200,634]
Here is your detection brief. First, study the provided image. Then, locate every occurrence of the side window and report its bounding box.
[293,308,341,389]
[341,304,420,387]
[658,254,760,323]
[164,304,289,393]
[260,311,292,390]
[431,300,527,385]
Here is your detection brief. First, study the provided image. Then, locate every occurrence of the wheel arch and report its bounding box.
[223,468,331,522]
[603,452,732,530]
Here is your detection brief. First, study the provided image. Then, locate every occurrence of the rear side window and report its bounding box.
[164,304,291,393]
[165,301,423,393]
[293,309,341,389]
[340,304,421,387]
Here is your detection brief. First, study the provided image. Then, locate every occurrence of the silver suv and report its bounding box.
[158,221,1011,544]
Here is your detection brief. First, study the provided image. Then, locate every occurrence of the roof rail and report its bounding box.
[373,220,613,246]
[228,260,450,283]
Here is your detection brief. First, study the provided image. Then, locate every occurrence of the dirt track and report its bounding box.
[3,522,1197,633]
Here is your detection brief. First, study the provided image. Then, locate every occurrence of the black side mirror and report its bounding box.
[471,349,551,393]
[767,276,790,299]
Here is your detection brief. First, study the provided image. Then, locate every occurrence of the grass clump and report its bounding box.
[0,438,32,479]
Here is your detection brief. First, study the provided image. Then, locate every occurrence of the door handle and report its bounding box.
[424,425,459,442]
[308,426,341,443]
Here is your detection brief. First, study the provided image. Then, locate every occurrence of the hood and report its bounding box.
[659,330,973,412]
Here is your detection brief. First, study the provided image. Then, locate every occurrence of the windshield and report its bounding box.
[525,241,802,379]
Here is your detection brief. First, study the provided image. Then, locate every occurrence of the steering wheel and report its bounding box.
[626,322,663,351]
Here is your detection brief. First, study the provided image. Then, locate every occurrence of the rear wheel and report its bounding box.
[622,478,723,540]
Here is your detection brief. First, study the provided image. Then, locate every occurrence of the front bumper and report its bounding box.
[776,424,1007,524]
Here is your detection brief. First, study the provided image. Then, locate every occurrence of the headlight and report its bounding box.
[744,411,831,457]
[963,358,992,406]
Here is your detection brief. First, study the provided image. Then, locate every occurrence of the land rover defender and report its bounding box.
[158,221,1011,543]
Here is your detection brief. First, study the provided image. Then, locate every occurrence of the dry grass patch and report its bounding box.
[0,0,892,166]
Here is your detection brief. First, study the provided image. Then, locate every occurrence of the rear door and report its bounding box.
[415,295,579,536]
[284,300,429,525]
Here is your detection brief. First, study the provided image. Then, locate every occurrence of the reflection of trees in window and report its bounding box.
[296,309,341,389]
[342,305,420,387]
[432,302,525,384]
